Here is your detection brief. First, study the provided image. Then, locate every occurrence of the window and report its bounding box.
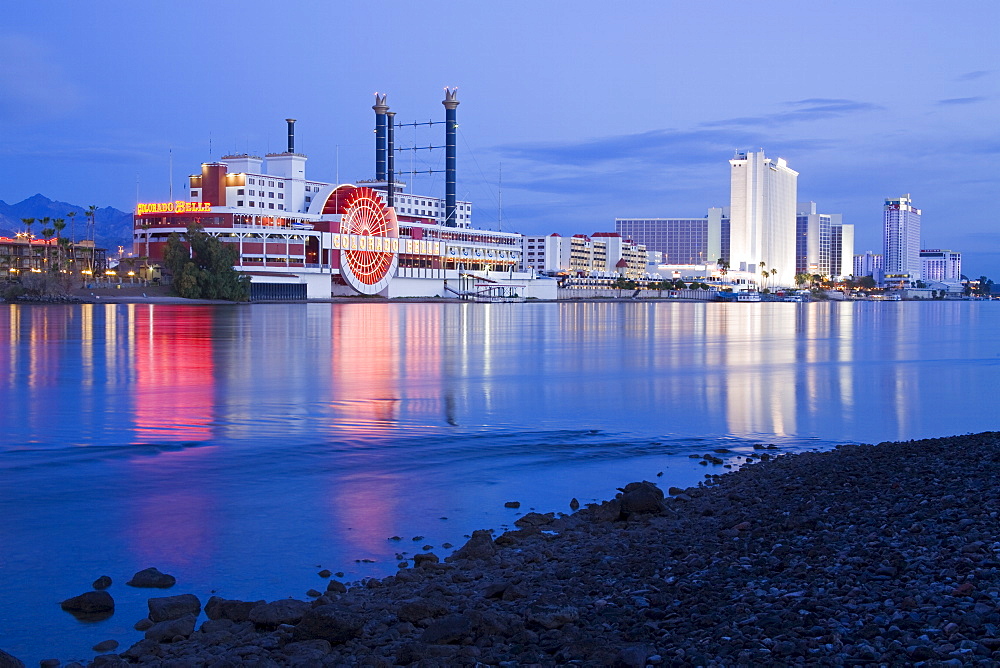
[249,202,255,207]
[268,192,274,198]
[278,182,284,188]
[269,203,274,209]
[268,181,274,187]
[237,189,244,195]
[278,193,283,199]
[306,196,311,202]
[190,190,197,197]
[278,205,284,211]
[249,178,255,184]
[237,200,244,207]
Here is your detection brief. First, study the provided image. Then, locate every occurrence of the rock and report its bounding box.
[413,553,440,568]
[450,530,496,560]
[668,486,685,495]
[325,580,347,594]
[398,598,449,623]
[619,481,665,515]
[306,589,322,597]
[134,618,153,631]
[145,615,197,643]
[204,596,265,622]
[92,575,112,590]
[420,613,472,644]
[147,593,201,622]
[318,569,332,578]
[528,605,579,629]
[92,640,119,652]
[514,512,555,528]
[504,501,520,508]
[291,604,364,644]
[570,497,580,510]
[39,660,59,668]
[0,648,25,668]
[126,567,176,588]
[60,591,115,615]
[248,599,311,627]
[615,644,654,668]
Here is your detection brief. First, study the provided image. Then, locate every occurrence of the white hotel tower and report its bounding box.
[883,194,922,281]
[729,150,798,287]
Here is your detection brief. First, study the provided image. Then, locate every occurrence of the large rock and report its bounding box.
[291,605,364,644]
[420,613,473,644]
[0,648,25,668]
[205,596,265,622]
[148,594,201,622]
[450,530,496,560]
[248,599,311,627]
[60,591,115,614]
[144,615,197,643]
[619,481,665,516]
[92,575,112,590]
[397,598,449,623]
[126,567,176,588]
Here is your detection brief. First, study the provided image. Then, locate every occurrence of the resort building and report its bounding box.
[920,249,962,282]
[133,94,553,300]
[883,194,922,281]
[853,251,884,282]
[729,150,798,287]
[795,202,854,279]
[615,208,729,267]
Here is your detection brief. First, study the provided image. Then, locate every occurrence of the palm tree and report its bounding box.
[40,226,56,270]
[19,218,35,270]
[52,218,66,270]
[85,206,98,272]
[716,258,730,282]
[66,211,77,243]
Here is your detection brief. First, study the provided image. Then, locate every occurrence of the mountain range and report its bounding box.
[0,194,134,252]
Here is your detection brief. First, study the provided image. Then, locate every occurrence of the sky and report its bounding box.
[2,1,998,275]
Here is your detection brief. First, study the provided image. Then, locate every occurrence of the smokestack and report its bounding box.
[387,111,396,208]
[442,88,460,227]
[373,94,388,181]
[285,119,297,154]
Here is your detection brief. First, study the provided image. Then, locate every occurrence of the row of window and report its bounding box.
[236,201,285,211]
[236,189,284,199]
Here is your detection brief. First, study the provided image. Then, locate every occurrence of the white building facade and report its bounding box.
[920,249,961,282]
[729,151,798,287]
[883,194,922,280]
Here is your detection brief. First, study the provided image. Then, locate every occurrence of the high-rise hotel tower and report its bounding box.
[729,150,798,287]
[883,194,922,280]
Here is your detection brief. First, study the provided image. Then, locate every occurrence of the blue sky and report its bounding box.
[2,1,998,275]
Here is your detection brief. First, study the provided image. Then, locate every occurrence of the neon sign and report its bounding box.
[137,201,213,215]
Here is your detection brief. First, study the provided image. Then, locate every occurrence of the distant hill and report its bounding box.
[0,194,133,252]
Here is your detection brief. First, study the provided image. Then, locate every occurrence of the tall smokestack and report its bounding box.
[387,111,396,208]
[373,94,388,181]
[286,119,296,154]
[442,88,460,227]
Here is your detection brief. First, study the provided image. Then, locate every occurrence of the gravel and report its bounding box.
[54,432,1000,665]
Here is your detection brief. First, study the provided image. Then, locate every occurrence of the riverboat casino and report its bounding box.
[133,91,552,300]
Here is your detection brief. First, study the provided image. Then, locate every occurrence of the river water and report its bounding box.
[1,300,998,662]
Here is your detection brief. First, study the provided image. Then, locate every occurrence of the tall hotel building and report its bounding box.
[729,150,798,287]
[883,194,922,280]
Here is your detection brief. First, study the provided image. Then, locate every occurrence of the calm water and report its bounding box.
[1,300,998,662]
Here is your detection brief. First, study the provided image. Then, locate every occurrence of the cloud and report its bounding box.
[0,145,160,164]
[702,99,883,128]
[955,70,991,82]
[0,33,82,123]
[937,96,988,106]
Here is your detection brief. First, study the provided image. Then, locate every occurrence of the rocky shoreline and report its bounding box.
[6,432,1000,666]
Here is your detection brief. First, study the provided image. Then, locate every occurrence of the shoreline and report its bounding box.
[16,432,999,666]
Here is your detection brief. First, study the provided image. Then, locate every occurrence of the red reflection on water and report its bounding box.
[132,306,215,442]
